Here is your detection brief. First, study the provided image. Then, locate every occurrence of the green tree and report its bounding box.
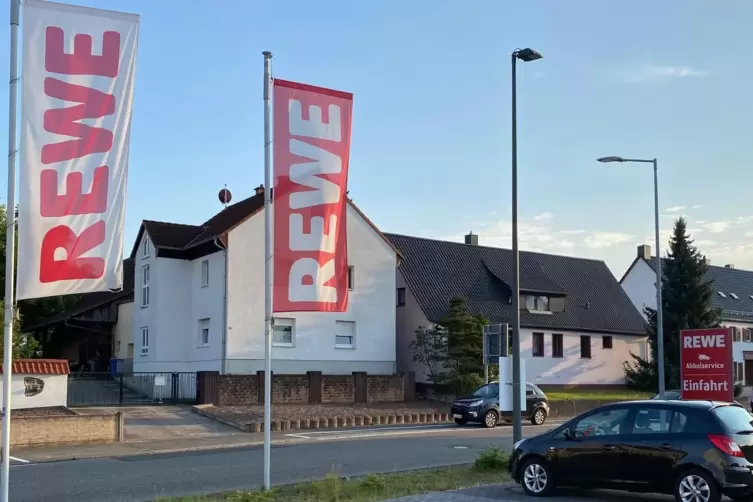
[0,300,40,360]
[442,297,488,394]
[409,325,448,385]
[624,217,722,390]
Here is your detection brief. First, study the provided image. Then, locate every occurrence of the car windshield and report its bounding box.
[472,383,499,397]
[713,405,753,433]
[529,383,544,395]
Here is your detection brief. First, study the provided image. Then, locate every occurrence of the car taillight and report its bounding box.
[708,434,745,457]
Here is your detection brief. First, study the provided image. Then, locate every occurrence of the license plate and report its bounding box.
[453,414,462,419]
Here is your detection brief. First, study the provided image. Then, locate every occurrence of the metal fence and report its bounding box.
[67,372,197,407]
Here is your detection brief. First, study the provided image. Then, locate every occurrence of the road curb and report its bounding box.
[191,406,453,433]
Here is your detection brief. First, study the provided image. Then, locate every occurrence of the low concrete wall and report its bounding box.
[10,412,124,447]
[547,399,631,419]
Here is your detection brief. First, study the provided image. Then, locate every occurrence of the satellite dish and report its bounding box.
[218,188,232,205]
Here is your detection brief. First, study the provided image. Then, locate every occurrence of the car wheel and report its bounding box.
[674,468,720,502]
[531,407,547,426]
[520,457,555,496]
[453,418,467,425]
[483,410,498,428]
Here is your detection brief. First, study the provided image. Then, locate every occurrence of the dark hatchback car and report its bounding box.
[509,399,753,502]
[451,382,549,428]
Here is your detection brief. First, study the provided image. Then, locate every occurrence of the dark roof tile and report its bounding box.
[388,233,647,335]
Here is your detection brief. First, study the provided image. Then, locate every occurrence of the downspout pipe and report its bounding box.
[213,237,228,374]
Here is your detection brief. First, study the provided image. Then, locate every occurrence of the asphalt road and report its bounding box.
[8,422,560,502]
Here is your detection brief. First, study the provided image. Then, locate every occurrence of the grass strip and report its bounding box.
[540,387,652,401]
[159,447,510,501]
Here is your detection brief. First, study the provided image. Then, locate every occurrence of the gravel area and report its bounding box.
[208,401,448,425]
[12,406,76,417]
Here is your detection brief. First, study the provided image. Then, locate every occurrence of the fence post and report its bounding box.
[119,373,124,405]
[172,373,179,405]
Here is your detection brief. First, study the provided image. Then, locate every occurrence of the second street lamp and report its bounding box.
[597,156,665,399]
[511,47,542,444]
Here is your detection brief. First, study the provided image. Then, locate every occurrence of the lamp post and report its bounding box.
[597,156,665,399]
[511,48,542,444]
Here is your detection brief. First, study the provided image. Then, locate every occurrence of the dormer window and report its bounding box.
[521,294,550,312]
[730,293,739,299]
[142,235,150,258]
[718,292,727,298]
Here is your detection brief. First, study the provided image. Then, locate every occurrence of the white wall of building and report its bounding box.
[226,203,397,374]
[0,374,67,409]
[396,270,433,382]
[132,232,225,373]
[621,259,656,321]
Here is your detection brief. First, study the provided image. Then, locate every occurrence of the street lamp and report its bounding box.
[511,48,542,444]
[597,156,665,399]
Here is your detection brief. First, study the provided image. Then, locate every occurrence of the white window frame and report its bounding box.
[348,266,355,290]
[198,318,210,347]
[272,318,295,347]
[142,235,150,258]
[335,320,356,349]
[141,265,150,308]
[201,260,209,287]
[140,327,149,356]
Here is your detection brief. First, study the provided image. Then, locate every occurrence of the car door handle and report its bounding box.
[601,444,616,451]
[660,443,675,451]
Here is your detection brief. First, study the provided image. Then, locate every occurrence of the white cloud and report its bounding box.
[666,206,686,213]
[558,229,587,235]
[703,221,730,233]
[691,205,705,209]
[533,212,554,221]
[583,232,634,249]
[615,65,708,84]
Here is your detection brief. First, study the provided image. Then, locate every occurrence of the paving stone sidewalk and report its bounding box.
[385,483,682,501]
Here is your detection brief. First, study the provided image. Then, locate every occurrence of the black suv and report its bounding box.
[509,399,753,501]
[450,381,549,428]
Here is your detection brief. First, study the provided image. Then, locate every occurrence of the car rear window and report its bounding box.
[712,405,753,433]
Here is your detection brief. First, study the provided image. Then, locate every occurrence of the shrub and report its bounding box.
[735,380,744,399]
[451,373,485,397]
[474,446,508,472]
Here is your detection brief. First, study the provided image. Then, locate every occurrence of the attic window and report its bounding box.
[521,294,553,314]
[718,292,727,298]
[142,235,150,258]
[730,293,739,299]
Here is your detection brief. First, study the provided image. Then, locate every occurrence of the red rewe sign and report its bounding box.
[272,79,353,313]
[680,328,734,402]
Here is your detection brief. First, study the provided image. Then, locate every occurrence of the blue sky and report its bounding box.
[1,0,752,276]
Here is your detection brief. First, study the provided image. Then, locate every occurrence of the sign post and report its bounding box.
[680,328,733,402]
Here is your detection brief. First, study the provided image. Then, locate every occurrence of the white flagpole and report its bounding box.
[262,50,273,491]
[1,0,21,499]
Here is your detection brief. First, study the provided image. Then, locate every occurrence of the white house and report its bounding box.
[621,244,753,385]
[386,232,649,387]
[129,185,399,375]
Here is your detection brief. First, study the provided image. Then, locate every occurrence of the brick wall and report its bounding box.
[272,375,309,404]
[367,375,404,402]
[198,371,415,406]
[11,412,124,447]
[322,376,355,403]
[218,374,259,406]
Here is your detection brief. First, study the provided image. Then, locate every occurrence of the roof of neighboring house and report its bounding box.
[641,257,753,323]
[131,187,401,260]
[25,258,134,331]
[0,359,70,375]
[387,233,647,336]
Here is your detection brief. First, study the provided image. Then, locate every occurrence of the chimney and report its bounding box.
[637,244,651,260]
[465,231,478,246]
[725,264,735,269]
[255,184,264,195]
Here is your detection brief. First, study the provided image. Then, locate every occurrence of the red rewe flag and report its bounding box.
[272,79,353,313]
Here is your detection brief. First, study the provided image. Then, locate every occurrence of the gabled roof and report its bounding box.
[1,359,70,375]
[644,257,753,322]
[130,187,401,261]
[25,258,134,331]
[387,233,647,336]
